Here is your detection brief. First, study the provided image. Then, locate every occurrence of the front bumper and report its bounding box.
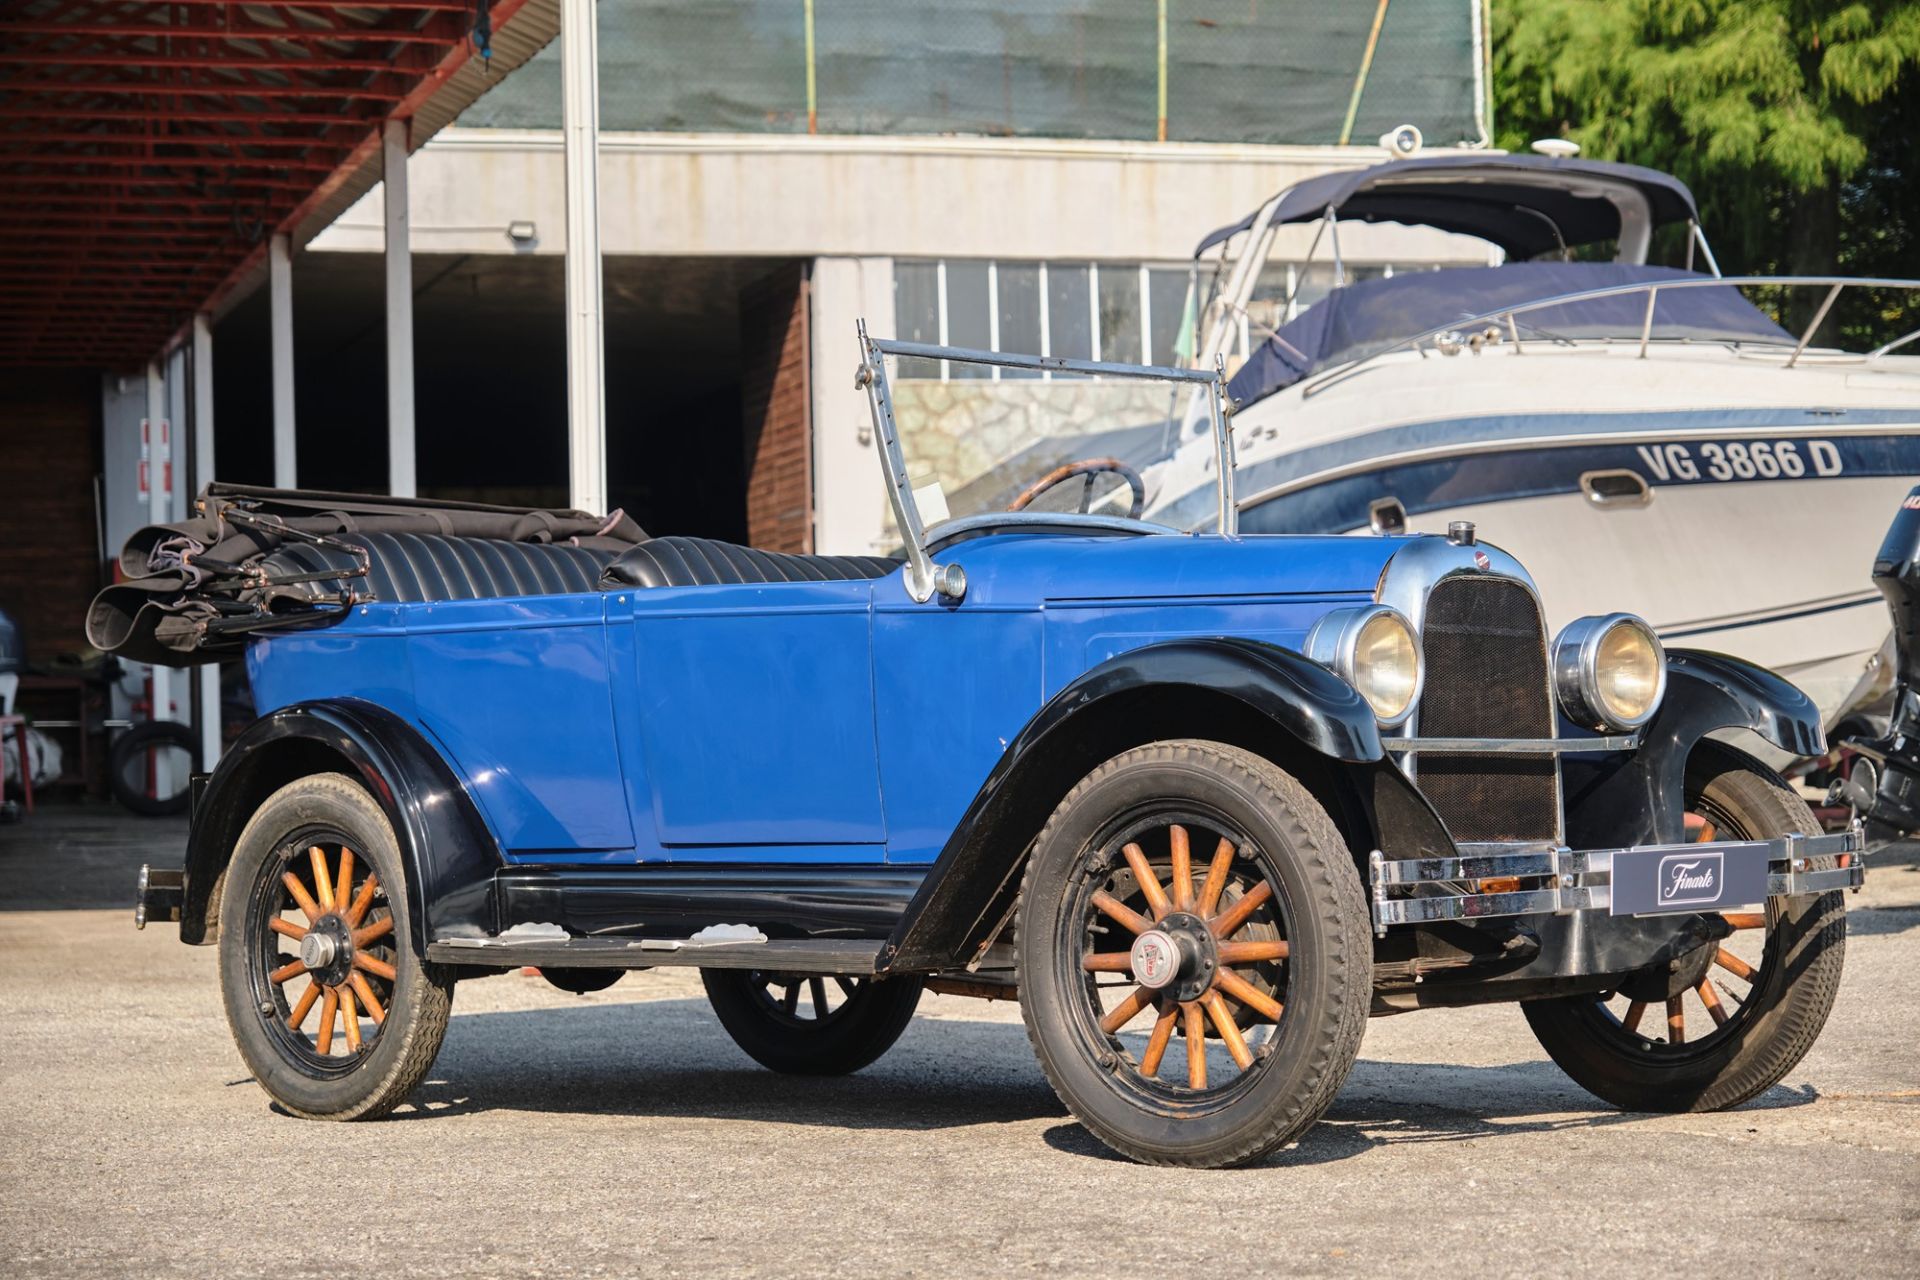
[1368,822,1866,935]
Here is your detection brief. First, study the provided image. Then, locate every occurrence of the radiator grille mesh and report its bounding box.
[1414,575,1560,842]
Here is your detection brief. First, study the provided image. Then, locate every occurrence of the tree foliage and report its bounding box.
[1492,1,1920,340]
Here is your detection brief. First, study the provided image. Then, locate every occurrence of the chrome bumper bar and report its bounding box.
[1367,822,1866,935]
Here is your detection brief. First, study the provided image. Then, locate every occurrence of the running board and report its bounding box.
[425,935,885,974]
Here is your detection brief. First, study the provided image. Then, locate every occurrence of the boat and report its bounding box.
[1139,151,1920,731]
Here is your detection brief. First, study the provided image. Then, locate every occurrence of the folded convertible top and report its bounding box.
[88,484,648,667]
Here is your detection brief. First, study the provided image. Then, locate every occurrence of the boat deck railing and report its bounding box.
[1299,275,1920,397]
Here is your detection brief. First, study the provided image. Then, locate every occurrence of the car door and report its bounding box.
[625,578,887,861]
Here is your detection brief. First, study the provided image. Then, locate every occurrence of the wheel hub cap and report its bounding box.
[1129,930,1180,989]
[298,930,337,970]
[1129,912,1217,1003]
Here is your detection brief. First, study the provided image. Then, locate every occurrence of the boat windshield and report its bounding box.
[857,330,1232,590]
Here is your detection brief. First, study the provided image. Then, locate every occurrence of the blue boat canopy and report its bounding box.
[1226,263,1793,410]
[1195,155,1701,261]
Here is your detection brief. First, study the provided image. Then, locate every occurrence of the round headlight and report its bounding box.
[1306,605,1421,726]
[1553,613,1667,730]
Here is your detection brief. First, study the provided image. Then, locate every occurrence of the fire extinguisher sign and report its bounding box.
[139,418,171,502]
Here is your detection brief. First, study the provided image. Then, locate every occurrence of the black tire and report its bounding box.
[109,720,197,817]
[701,969,922,1075]
[218,773,454,1119]
[1524,746,1847,1112]
[1016,740,1371,1168]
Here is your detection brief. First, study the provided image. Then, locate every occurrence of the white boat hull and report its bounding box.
[1151,343,1920,730]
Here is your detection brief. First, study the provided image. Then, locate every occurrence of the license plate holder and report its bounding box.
[1609,841,1772,916]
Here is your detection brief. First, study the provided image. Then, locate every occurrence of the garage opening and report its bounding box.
[213,254,813,549]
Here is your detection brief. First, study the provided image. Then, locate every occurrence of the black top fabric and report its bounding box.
[262,532,617,604]
[601,536,899,589]
[1228,263,1793,409]
[1195,155,1701,260]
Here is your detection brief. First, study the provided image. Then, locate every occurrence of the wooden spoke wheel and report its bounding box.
[1589,812,1774,1054]
[219,774,452,1120]
[701,967,922,1076]
[1017,742,1370,1168]
[1077,817,1291,1097]
[1523,748,1848,1113]
[744,971,871,1028]
[248,834,398,1070]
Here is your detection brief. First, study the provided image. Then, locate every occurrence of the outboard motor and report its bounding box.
[1835,485,1920,836]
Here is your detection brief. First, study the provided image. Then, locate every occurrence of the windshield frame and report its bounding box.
[856,320,1237,602]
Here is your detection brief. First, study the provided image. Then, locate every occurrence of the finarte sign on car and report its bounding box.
[1611,843,1772,916]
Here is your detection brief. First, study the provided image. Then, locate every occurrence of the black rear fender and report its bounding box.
[180,699,502,952]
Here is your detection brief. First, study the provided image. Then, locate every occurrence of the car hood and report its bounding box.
[895,531,1411,608]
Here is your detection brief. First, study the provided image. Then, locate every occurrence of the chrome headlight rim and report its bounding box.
[1552,612,1668,731]
[1305,604,1423,728]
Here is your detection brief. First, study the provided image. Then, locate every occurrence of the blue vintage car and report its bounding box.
[115,329,1864,1168]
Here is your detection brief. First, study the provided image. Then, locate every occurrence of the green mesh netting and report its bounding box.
[458,0,1481,147]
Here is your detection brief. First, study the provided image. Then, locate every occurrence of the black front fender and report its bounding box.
[878,638,1386,972]
[1563,649,1824,848]
[181,699,502,952]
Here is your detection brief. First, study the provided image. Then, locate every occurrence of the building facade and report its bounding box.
[174,1,1494,560]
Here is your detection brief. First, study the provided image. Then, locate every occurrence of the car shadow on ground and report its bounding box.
[374,999,1068,1130]
[337,997,1817,1167]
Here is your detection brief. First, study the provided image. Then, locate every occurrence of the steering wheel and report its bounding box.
[1006,457,1147,520]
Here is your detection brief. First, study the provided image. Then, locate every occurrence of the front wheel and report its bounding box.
[1017,741,1371,1168]
[218,774,453,1119]
[1524,747,1847,1112]
[701,969,922,1075]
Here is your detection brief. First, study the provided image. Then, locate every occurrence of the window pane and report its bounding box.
[894,261,941,378]
[1097,266,1142,365]
[1148,268,1194,367]
[1048,264,1093,364]
[945,261,991,379]
[996,262,1042,378]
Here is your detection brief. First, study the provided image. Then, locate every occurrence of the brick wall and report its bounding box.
[0,370,103,661]
[739,263,813,554]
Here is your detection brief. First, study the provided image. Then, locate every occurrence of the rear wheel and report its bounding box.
[1017,741,1370,1168]
[218,774,453,1119]
[1523,748,1847,1112]
[701,969,922,1075]
[109,720,195,817]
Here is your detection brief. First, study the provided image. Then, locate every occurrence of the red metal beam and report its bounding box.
[0,218,254,232]
[0,77,407,100]
[0,51,408,73]
[18,131,345,148]
[0,22,465,45]
[0,172,316,189]
[0,106,379,125]
[7,151,344,171]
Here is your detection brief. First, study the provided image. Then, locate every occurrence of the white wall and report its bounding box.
[310,131,1490,266]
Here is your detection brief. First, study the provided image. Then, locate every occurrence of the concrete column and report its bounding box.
[383,118,416,497]
[269,232,297,489]
[191,314,221,768]
[561,0,607,514]
[143,358,175,797]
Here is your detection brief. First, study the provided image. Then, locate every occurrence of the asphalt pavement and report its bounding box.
[2,805,1916,1278]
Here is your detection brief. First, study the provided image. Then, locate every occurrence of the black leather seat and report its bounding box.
[600,536,899,590]
[261,532,619,603]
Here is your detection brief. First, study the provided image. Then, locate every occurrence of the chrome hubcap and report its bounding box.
[1129,929,1179,989]
[299,929,338,970]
